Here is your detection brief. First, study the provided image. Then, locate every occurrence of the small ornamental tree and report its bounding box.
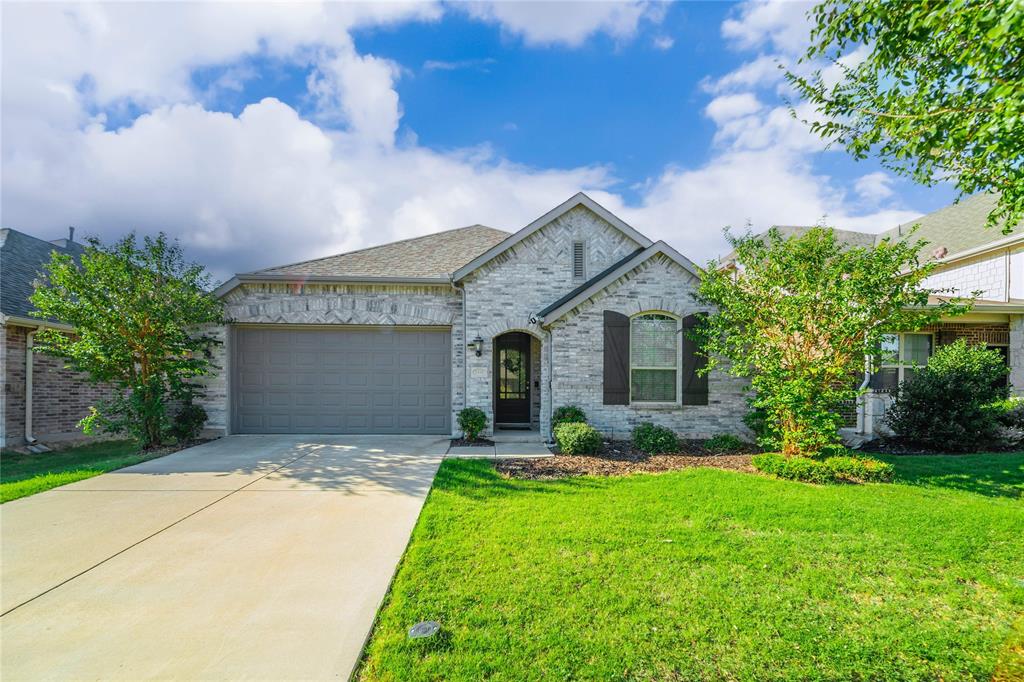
[695,226,968,457]
[30,233,223,448]
[787,0,1023,231]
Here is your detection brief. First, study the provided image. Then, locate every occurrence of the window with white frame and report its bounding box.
[871,332,933,390]
[630,313,679,402]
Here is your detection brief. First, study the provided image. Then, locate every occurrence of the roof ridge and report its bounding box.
[250,223,509,274]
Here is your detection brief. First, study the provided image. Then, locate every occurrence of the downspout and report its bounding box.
[24,327,38,444]
[856,348,871,435]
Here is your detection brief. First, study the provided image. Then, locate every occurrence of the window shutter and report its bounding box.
[681,314,708,405]
[603,310,630,405]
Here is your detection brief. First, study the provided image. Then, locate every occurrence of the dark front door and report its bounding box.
[494,332,531,425]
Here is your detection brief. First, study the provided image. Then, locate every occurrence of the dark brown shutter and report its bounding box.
[681,314,709,405]
[603,310,630,405]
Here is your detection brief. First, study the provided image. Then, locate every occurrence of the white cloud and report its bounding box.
[652,35,674,51]
[854,172,896,203]
[458,1,660,47]
[721,0,814,55]
[702,54,784,93]
[307,45,403,147]
[423,57,496,72]
[1,0,924,283]
[704,93,763,125]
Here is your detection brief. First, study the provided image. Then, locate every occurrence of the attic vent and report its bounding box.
[572,241,586,279]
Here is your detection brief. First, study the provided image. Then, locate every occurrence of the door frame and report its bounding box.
[493,331,532,427]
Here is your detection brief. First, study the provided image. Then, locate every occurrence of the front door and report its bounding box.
[494,332,531,425]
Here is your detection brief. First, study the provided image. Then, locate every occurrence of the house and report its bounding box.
[204,193,749,440]
[0,228,116,449]
[723,193,1024,438]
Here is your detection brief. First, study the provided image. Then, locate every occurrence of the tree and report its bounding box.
[694,227,968,457]
[788,0,1023,231]
[31,233,223,448]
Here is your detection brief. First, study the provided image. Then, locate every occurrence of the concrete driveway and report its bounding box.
[1,435,447,681]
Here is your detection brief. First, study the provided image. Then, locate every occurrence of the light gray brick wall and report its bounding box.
[201,282,464,435]
[462,205,645,435]
[922,251,1007,301]
[1011,314,1024,397]
[549,254,750,440]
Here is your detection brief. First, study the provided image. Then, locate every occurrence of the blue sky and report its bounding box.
[1,1,956,280]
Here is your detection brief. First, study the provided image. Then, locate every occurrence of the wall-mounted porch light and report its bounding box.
[468,335,484,357]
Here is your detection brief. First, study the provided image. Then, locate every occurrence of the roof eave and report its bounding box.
[452,192,654,282]
[0,313,74,331]
[215,273,452,299]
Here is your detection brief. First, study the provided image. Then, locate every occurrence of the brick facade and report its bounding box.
[1,324,118,447]
[549,255,750,439]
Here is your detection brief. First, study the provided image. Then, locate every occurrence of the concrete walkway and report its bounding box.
[1,435,447,681]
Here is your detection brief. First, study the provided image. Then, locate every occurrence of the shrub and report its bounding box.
[457,407,487,441]
[169,401,207,442]
[552,405,587,428]
[824,455,894,483]
[885,340,1010,451]
[554,422,603,455]
[632,422,679,454]
[996,397,1024,429]
[705,433,746,454]
[752,453,835,484]
[743,404,781,450]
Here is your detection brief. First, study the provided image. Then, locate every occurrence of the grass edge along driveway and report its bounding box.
[360,453,1024,681]
[0,440,161,503]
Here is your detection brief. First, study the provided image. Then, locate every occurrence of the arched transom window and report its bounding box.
[630,313,679,402]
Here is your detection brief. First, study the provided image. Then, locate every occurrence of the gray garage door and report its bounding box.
[232,326,451,434]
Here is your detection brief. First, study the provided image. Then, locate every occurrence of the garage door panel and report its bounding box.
[233,327,450,434]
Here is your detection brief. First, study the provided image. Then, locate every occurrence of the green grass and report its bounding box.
[0,440,161,503]
[361,453,1024,681]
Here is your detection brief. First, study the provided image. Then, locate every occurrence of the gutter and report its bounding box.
[215,273,453,299]
[1,314,73,332]
[449,274,469,435]
[24,327,38,444]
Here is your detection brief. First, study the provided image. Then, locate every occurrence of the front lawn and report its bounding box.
[360,453,1024,681]
[0,440,160,503]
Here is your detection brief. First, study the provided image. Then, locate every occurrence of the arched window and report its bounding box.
[630,313,679,402]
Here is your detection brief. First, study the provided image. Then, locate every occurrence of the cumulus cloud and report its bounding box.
[457,1,660,47]
[854,172,896,203]
[1,0,925,283]
[721,0,814,54]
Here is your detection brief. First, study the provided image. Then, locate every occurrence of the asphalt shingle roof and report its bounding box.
[876,192,1003,259]
[253,224,511,279]
[1,229,84,321]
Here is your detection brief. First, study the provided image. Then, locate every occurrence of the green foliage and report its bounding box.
[554,422,603,455]
[825,456,895,483]
[697,226,967,457]
[788,0,1023,231]
[886,340,1010,451]
[753,453,836,484]
[996,397,1024,431]
[705,434,746,454]
[30,233,222,448]
[457,407,487,441]
[170,401,208,442]
[754,452,896,484]
[743,404,781,450]
[552,405,587,429]
[631,422,679,454]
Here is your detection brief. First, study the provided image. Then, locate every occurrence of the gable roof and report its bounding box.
[250,224,509,279]
[1,228,85,324]
[537,241,701,323]
[451,192,654,282]
[877,192,1005,260]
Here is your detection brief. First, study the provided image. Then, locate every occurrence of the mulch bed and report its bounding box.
[496,439,758,480]
[450,437,496,447]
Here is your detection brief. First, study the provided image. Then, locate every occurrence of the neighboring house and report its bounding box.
[0,228,116,449]
[725,193,1024,438]
[205,193,749,440]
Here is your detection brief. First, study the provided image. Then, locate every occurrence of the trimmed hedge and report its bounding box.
[632,422,679,454]
[554,422,603,455]
[457,407,487,441]
[552,405,587,429]
[752,453,894,484]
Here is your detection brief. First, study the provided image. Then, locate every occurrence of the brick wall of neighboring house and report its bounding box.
[2,324,118,445]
